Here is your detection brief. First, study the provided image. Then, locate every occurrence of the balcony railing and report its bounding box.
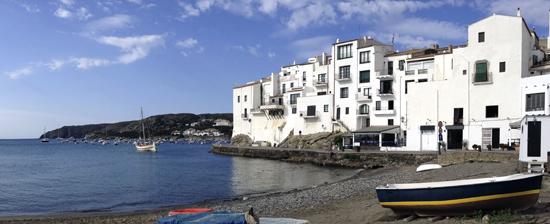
[314,80,328,87]
[355,93,372,101]
[300,111,318,119]
[378,89,394,95]
[336,73,351,81]
[373,107,395,115]
[405,70,415,75]
[418,68,428,74]
[357,109,369,116]
[376,71,393,80]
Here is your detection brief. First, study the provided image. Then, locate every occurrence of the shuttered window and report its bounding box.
[475,62,488,82]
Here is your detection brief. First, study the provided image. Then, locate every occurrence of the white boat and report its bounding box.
[135,107,157,152]
[416,163,442,172]
[40,127,49,143]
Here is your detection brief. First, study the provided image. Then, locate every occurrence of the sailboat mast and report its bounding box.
[141,107,146,140]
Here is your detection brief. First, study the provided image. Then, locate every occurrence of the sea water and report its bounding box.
[0,139,355,216]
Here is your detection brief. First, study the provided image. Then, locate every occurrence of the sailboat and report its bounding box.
[135,107,157,152]
[41,127,49,143]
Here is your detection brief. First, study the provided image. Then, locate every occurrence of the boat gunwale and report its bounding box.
[375,173,543,190]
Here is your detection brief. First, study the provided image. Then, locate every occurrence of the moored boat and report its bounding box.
[135,107,157,152]
[376,173,543,216]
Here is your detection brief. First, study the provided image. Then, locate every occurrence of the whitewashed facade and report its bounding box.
[233,12,550,151]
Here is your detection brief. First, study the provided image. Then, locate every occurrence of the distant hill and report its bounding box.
[41,113,233,139]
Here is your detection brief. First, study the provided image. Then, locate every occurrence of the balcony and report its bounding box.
[300,111,318,119]
[259,103,285,111]
[336,73,351,82]
[373,107,395,115]
[357,109,369,116]
[418,68,429,74]
[377,89,394,96]
[376,71,393,80]
[405,70,415,75]
[355,93,372,101]
[314,80,328,87]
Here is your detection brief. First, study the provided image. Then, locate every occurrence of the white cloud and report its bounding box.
[232,44,264,57]
[70,57,111,69]
[388,17,466,40]
[54,7,72,18]
[21,4,40,13]
[487,0,550,27]
[5,67,33,80]
[178,0,255,20]
[97,35,165,64]
[289,35,333,60]
[60,0,75,6]
[47,59,65,71]
[287,2,336,30]
[127,0,143,4]
[267,52,276,58]
[85,14,135,33]
[76,7,93,21]
[176,38,204,56]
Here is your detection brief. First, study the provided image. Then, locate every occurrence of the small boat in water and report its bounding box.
[376,173,543,216]
[135,107,156,152]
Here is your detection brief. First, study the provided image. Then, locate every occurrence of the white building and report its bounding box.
[233,11,550,151]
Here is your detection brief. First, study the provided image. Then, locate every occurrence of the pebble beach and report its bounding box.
[1,158,548,224]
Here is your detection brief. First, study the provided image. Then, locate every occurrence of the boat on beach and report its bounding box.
[376,173,543,216]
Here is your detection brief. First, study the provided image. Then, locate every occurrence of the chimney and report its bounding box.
[367,36,372,39]
[293,60,296,65]
[517,7,521,17]
[336,38,340,43]
[448,44,453,53]
[363,36,367,42]
[322,52,326,65]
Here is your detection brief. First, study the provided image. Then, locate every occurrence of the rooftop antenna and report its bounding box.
[391,34,395,46]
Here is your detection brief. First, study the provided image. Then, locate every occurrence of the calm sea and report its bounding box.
[0,139,355,216]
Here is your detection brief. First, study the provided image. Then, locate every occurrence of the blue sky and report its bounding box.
[1,0,550,138]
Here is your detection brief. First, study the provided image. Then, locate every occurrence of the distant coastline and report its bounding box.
[40,113,233,140]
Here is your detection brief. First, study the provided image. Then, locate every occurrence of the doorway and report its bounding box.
[527,121,541,157]
[447,129,463,149]
[336,108,341,120]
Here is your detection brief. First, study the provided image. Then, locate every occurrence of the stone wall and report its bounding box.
[212,145,437,169]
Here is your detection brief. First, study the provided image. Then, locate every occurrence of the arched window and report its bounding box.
[359,104,369,115]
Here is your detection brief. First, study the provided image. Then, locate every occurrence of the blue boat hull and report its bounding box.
[376,174,543,216]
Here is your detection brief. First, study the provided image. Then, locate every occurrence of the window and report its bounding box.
[526,93,545,111]
[237,96,240,103]
[290,93,300,104]
[388,100,394,110]
[388,119,394,126]
[463,69,467,75]
[339,66,350,79]
[340,87,349,98]
[317,91,327,95]
[318,73,326,83]
[388,61,394,75]
[359,70,370,83]
[475,61,488,82]
[292,107,297,114]
[398,60,405,71]
[324,104,329,112]
[290,82,294,88]
[243,108,247,118]
[244,95,247,102]
[362,88,372,99]
[359,104,369,114]
[418,79,428,83]
[345,107,349,114]
[376,101,381,110]
[302,72,306,81]
[271,98,275,103]
[533,55,539,65]
[478,32,485,43]
[278,98,283,105]
[337,44,352,59]
[282,84,286,93]
[359,51,370,63]
[486,105,498,118]
[405,80,414,94]
[306,105,316,116]
[499,62,506,73]
[454,108,463,125]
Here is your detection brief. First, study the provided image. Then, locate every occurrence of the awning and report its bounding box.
[446,125,464,130]
[509,119,522,129]
[353,125,400,134]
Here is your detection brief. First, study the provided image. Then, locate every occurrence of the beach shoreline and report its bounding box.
[2,159,549,224]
